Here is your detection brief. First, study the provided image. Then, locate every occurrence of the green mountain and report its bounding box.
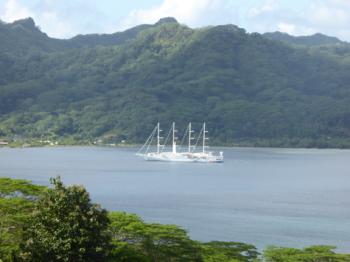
[1,17,350,147]
[263,32,344,47]
[263,32,350,67]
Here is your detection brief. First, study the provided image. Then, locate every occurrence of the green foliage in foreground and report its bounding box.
[0,178,45,197]
[108,212,202,261]
[0,178,45,261]
[264,246,350,262]
[0,177,350,262]
[20,177,111,261]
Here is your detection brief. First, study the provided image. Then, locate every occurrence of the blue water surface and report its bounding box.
[1,146,349,252]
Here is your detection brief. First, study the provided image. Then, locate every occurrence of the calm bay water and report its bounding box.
[1,146,350,252]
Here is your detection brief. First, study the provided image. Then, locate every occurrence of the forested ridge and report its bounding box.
[1,17,350,147]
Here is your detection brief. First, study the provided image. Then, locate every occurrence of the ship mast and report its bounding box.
[188,122,193,153]
[157,122,160,153]
[172,122,177,154]
[202,122,208,153]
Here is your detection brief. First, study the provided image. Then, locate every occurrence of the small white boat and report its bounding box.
[136,122,223,163]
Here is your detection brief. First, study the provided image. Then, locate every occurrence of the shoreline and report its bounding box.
[2,143,350,150]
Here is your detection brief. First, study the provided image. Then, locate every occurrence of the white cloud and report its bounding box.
[37,11,73,38]
[246,0,302,33]
[246,0,350,41]
[1,0,350,41]
[277,22,316,36]
[1,0,33,21]
[0,0,73,38]
[277,22,296,35]
[118,0,238,31]
[0,0,108,38]
[311,7,347,26]
[308,0,350,27]
[248,0,277,18]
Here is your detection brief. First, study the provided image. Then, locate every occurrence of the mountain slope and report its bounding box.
[0,17,179,55]
[0,18,350,147]
[263,32,344,47]
[69,17,179,48]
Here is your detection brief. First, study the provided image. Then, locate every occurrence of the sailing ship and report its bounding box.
[136,122,224,163]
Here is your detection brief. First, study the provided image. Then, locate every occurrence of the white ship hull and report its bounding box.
[142,152,223,163]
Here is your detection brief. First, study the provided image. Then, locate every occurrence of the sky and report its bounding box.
[0,0,350,41]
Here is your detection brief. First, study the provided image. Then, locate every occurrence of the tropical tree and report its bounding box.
[263,245,350,262]
[0,178,45,261]
[20,177,111,261]
[108,211,202,262]
[200,241,259,262]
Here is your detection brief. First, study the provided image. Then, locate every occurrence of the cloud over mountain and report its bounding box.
[1,0,350,41]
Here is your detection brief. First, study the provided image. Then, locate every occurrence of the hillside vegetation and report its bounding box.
[1,17,350,147]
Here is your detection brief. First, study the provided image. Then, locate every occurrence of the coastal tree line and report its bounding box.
[1,177,349,261]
